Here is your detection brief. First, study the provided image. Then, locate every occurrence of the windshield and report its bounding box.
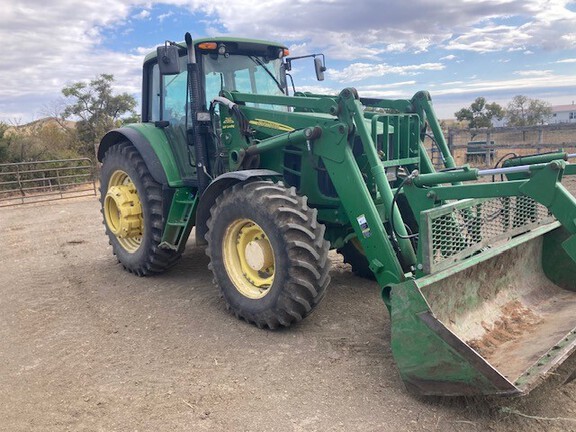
[203,54,286,110]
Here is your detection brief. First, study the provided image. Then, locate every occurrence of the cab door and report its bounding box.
[161,64,198,182]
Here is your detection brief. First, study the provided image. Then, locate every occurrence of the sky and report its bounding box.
[1,0,575,123]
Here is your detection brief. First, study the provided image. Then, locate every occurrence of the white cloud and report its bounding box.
[180,0,576,55]
[134,9,151,19]
[385,43,407,52]
[440,55,457,61]
[430,73,576,96]
[329,62,445,82]
[357,89,411,99]
[413,38,432,53]
[444,24,532,53]
[287,43,309,57]
[291,85,337,95]
[158,11,174,22]
[563,33,576,44]
[557,58,576,63]
[514,69,553,76]
[356,81,418,90]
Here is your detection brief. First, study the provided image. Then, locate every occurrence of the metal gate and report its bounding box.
[0,158,97,207]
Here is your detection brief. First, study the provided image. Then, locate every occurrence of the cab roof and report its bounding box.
[143,36,288,63]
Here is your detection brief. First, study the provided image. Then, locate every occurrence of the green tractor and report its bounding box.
[98,33,576,396]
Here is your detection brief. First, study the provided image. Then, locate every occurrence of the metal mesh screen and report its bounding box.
[420,196,555,274]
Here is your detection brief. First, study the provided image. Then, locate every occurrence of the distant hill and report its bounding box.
[5,117,76,137]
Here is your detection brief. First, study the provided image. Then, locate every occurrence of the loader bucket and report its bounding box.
[388,197,576,396]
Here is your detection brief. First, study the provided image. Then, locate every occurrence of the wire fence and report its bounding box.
[425,123,576,195]
[0,158,97,207]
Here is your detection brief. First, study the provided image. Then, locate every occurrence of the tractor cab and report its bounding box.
[141,36,325,188]
[143,38,290,124]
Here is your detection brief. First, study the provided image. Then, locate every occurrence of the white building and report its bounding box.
[551,103,576,124]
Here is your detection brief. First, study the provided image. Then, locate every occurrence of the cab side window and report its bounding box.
[163,75,187,124]
[148,64,161,121]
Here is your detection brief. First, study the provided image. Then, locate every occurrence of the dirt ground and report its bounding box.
[2,197,576,432]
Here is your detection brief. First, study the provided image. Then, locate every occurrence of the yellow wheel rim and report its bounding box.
[104,170,143,253]
[222,218,275,299]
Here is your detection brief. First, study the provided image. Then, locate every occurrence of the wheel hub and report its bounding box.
[104,184,143,239]
[245,239,274,271]
[223,219,275,299]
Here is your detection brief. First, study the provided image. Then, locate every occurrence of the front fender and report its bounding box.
[195,170,282,245]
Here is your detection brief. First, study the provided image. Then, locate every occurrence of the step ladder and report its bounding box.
[159,187,197,251]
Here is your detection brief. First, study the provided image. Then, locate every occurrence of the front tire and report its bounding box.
[206,181,331,329]
[100,141,181,275]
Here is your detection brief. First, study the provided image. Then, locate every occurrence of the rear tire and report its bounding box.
[205,181,331,329]
[100,141,181,275]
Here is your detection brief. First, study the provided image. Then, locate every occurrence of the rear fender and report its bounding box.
[98,124,182,186]
[195,170,282,245]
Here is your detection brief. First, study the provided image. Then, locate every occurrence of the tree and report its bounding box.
[61,74,137,155]
[505,95,552,126]
[455,97,505,130]
[0,119,80,163]
[0,122,11,163]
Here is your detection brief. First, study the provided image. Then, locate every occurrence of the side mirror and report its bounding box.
[314,57,326,81]
[157,44,181,75]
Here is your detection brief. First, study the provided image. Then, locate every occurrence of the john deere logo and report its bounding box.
[222,117,235,129]
[249,119,294,132]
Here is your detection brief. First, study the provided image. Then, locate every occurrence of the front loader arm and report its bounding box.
[221,88,423,284]
[520,161,576,261]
